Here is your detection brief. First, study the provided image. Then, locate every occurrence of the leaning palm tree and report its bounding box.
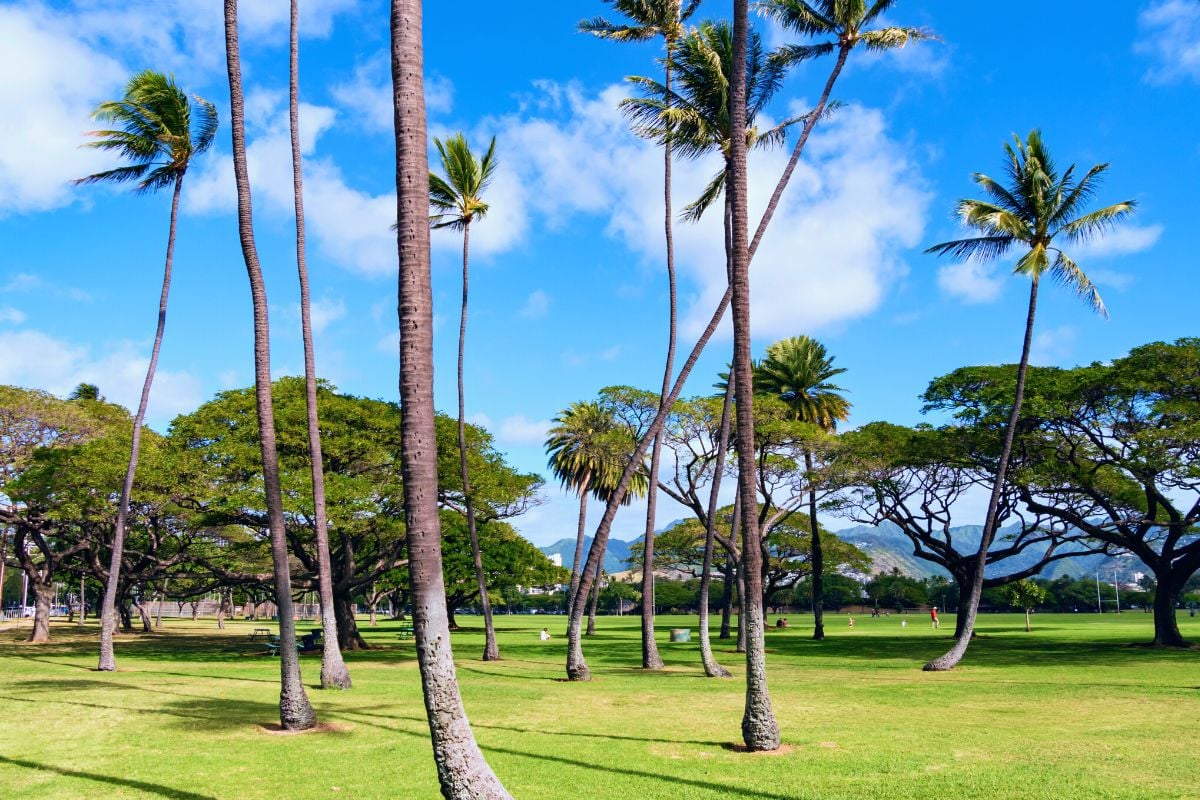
[757,0,931,239]
[727,0,780,752]
[924,130,1134,671]
[288,0,351,690]
[754,335,850,640]
[389,1,511,795]
[546,401,647,613]
[225,0,315,730]
[430,132,502,662]
[76,70,217,673]
[581,0,699,672]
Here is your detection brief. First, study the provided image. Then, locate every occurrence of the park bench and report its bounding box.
[397,623,414,640]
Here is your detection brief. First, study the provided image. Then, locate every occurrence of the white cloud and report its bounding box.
[1071,224,1163,260]
[0,328,202,427]
[486,84,930,340]
[1137,0,1200,83]
[937,259,1005,304]
[308,297,346,334]
[518,289,550,319]
[0,307,27,325]
[332,56,454,133]
[1030,325,1078,367]
[498,415,553,446]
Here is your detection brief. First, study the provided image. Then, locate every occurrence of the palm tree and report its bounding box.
[430,132,502,662]
[224,0,315,730]
[546,401,646,613]
[754,336,850,640]
[67,384,102,402]
[289,0,351,690]
[728,0,780,752]
[756,0,931,247]
[76,70,217,673]
[581,0,699,672]
[389,1,511,795]
[923,130,1134,671]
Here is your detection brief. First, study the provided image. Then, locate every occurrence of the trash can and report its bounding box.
[669,628,691,643]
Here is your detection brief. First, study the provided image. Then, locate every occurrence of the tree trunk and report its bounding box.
[0,529,7,616]
[566,472,591,611]
[729,0,780,751]
[586,561,601,637]
[1024,607,1031,632]
[699,378,734,678]
[29,579,52,644]
[804,451,825,641]
[391,2,510,794]
[720,555,733,639]
[1151,572,1188,647]
[97,173,183,673]
[154,578,166,629]
[135,598,152,633]
[216,597,226,630]
[118,601,133,633]
[926,277,1040,672]
[455,222,500,662]
[289,0,352,692]
[79,575,86,625]
[190,601,198,621]
[225,0,316,731]
[334,591,368,650]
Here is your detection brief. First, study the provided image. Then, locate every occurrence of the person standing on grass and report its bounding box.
[931,607,940,629]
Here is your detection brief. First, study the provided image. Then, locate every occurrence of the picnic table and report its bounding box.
[397,623,414,640]
[249,627,272,640]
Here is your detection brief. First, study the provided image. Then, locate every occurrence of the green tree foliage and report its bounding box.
[1004,578,1048,631]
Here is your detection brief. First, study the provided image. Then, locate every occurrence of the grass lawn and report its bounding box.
[0,610,1196,799]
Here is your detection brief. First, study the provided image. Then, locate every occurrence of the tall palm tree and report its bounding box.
[430,132,501,661]
[390,1,511,795]
[754,335,850,640]
[729,0,780,752]
[289,0,351,690]
[546,401,646,613]
[757,0,931,245]
[76,70,217,673]
[581,0,699,671]
[924,130,1134,671]
[67,384,102,402]
[224,0,315,730]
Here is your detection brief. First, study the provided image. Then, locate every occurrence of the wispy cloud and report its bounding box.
[937,259,1004,304]
[0,307,26,325]
[1072,224,1163,260]
[498,415,552,446]
[518,289,550,319]
[1136,0,1200,84]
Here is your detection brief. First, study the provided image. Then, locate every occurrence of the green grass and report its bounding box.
[1,610,1197,799]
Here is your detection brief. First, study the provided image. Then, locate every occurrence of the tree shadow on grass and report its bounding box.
[0,755,216,800]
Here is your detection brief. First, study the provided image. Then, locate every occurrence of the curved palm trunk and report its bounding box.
[586,559,601,636]
[391,3,510,795]
[289,0,352,691]
[97,173,183,672]
[730,0,779,750]
[699,379,734,678]
[925,277,1040,672]
[804,451,824,640]
[566,470,592,611]
[565,29,843,681]
[456,222,499,661]
[225,0,316,730]
[639,34,679,674]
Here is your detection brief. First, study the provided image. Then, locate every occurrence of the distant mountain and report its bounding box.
[834,520,1149,583]
[540,535,636,575]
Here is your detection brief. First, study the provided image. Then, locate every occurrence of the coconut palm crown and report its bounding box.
[429,133,498,230]
[755,335,850,430]
[621,20,795,221]
[76,70,217,193]
[579,0,701,45]
[759,0,933,68]
[546,401,648,505]
[926,130,1133,316]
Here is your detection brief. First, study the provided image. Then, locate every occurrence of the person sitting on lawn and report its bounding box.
[539,628,551,641]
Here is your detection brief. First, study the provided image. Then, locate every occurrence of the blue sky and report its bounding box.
[1,1,1196,546]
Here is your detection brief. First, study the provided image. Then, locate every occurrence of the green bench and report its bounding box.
[397,623,414,640]
[263,635,302,656]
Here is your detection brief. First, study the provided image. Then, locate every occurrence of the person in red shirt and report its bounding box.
[930,606,940,629]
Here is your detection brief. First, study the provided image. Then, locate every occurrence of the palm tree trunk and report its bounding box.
[290,0,352,691]
[730,0,779,751]
[925,276,1040,672]
[639,29,679,675]
[390,3,510,795]
[699,379,734,678]
[804,451,824,640]
[586,560,601,636]
[566,470,592,611]
[456,222,500,662]
[155,578,166,629]
[719,554,733,639]
[78,574,85,625]
[225,0,316,730]
[97,172,182,673]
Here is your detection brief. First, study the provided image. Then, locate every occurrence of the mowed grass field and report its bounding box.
[0,610,1196,799]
